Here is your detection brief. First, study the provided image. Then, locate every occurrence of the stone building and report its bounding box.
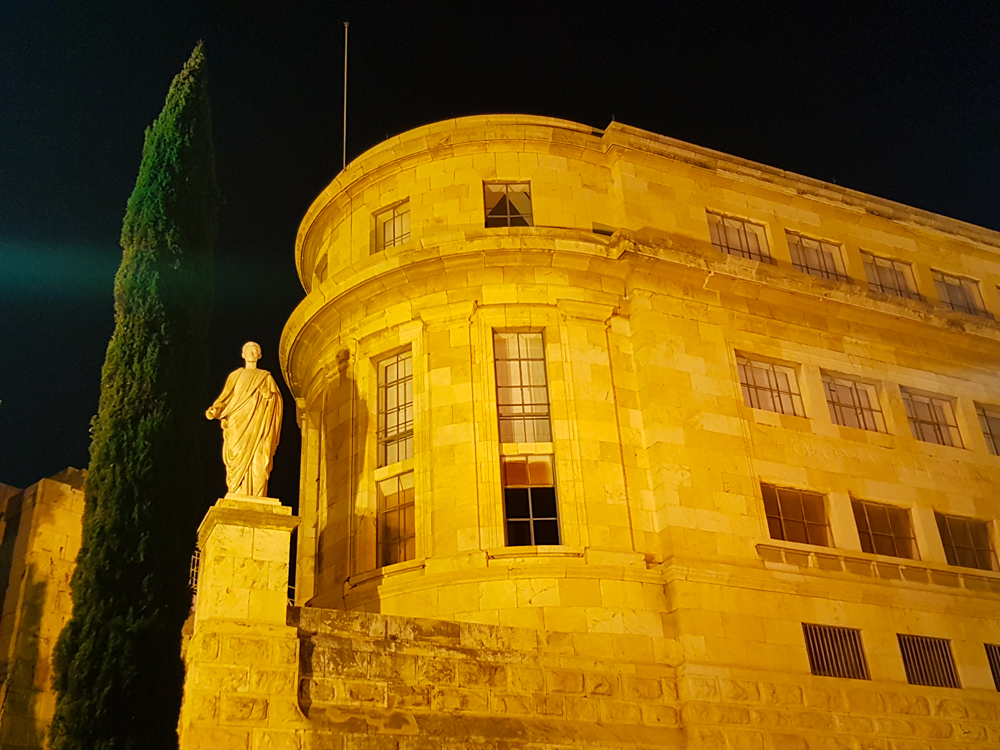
[0,468,84,750]
[179,115,1000,749]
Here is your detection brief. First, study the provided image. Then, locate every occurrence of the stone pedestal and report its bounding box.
[178,495,308,750]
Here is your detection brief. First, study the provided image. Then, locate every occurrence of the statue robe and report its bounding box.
[208,367,283,497]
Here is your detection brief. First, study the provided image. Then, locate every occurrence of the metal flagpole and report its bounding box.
[342,22,349,172]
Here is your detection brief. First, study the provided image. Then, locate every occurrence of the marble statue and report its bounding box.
[206,342,283,497]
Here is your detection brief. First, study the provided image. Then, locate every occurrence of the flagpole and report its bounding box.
[342,22,349,172]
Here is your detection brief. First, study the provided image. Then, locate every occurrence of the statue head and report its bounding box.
[242,341,262,367]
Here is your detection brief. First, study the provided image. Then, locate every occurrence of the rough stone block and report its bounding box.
[722,679,761,703]
[430,687,488,713]
[417,657,456,686]
[251,729,301,750]
[221,695,269,722]
[457,661,505,689]
[223,636,271,666]
[641,703,679,727]
[508,666,544,693]
[623,674,662,701]
[185,727,252,750]
[490,692,533,716]
[534,694,564,716]
[546,668,584,694]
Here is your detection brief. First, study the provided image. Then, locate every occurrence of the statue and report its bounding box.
[206,342,283,497]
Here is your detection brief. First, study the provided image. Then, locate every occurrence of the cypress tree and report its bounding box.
[51,43,220,750]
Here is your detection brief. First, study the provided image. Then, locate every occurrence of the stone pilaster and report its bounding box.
[178,496,308,750]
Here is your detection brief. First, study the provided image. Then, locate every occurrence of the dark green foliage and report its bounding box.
[51,43,220,750]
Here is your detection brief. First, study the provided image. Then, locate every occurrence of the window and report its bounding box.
[852,500,917,559]
[484,183,532,227]
[900,388,962,447]
[976,404,1000,455]
[501,455,559,546]
[935,513,997,571]
[737,355,805,416]
[761,484,831,547]
[985,644,1000,691]
[375,201,410,252]
[786,232,849,282]
[933,270,987,317]
[862,252,920,300]
[494,332,551,443]
[897,635,961,688]
[377,351,413,466]
[376,472,415,567]
[802,624,871,680]
[823,374,886,432]
[706,212,773,263]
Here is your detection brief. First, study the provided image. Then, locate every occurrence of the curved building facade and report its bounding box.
[248,114,1000,747]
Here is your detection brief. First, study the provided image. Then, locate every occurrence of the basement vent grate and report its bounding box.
[898,634,961,688]
[986,644,1000,691]
[802,623,870,680]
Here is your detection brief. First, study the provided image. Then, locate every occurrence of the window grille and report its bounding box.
[494,332,551,443]
[376,472,415,567]
[189,548,201,591]
[375,201,410,252]
[933,270,987,317]
[823,374,886,432]
[706,211,773,263]
[852,500,917,559]
[484,183,532,227]
[802,624,870,680]
[935,513,997,572]
[377,351,414,466]
[786,232,849,282]
[897,634,961,688]
[760,484,831,547]
[862,252,921,300]
[501,455,559,546]
[737,355,805,416]
[900,388,962,447]
[985,644,1000,691]
[976,404,1000,456]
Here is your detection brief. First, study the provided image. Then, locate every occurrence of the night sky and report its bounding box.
[2,1,999,509]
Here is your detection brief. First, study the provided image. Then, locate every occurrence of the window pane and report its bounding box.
[779,492,804,521]
[527,455,554,486]
[502,458,528,487]
[533,519,560,545]
[507,520,532,546]
[785,520,809,544]
[504,488,530,519]
[531,486,557,518]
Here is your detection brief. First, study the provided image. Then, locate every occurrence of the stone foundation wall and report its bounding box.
[292,607,1000,749]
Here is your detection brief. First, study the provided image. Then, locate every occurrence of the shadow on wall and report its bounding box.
[0,564,47,750]
[318,348,368,609]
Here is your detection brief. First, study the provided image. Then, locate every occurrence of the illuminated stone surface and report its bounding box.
[185,113,1000,746]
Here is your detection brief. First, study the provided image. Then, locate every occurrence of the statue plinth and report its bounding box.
[194,495,300,625]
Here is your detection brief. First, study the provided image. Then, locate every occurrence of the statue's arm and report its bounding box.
[206,371,240,420]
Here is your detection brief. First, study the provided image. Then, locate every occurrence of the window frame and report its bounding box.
[861,251,921,300]
[785,231,849,282]
[932,270,988,317]
[376,350,414,467]
[760,483,832,547]
[501,454,560,547]
[900,387,963,448]
[976,403,1000,456]
[851,499,918,560]
[493,330,552,444]
[737,354,805,417]
[373,200,411,253]
[375,471,415,568]
[706,211,774,264]
[935,512,998,572]
[484,182,533,228]
[822,373,887,433]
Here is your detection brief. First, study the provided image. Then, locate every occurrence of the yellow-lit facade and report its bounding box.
[181,115,1000,749]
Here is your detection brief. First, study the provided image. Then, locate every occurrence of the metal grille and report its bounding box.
[706,211,773,263]
[189,549,201,591]
[900,387,962,447]
[985,644,1000,691]
[484,183,532,227]
[933,270,987,317]
[786,232,849,282]
[737,355,805,416]
[494,331,551,443]
[802,624,870,680]
[377,351,414,466]
[862,252,921,300]
[897,634,961,688]
[823,373,886,432]
[976,404,1000,456]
